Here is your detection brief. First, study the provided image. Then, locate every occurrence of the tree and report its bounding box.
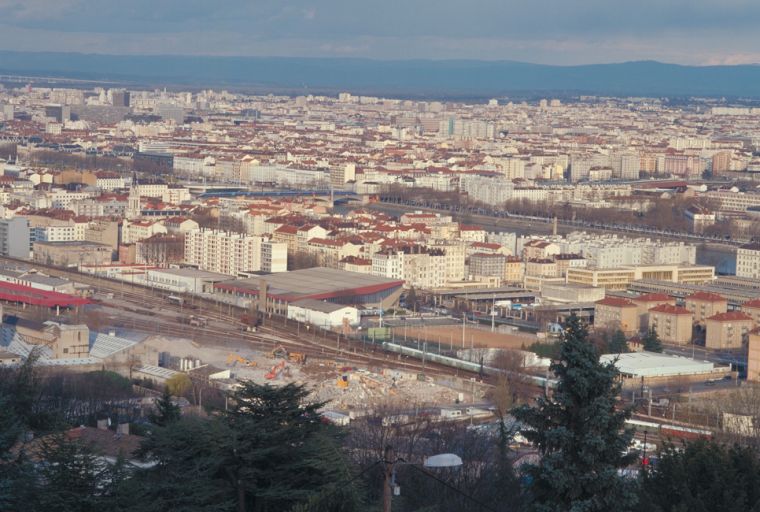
[34,434,113,512]
[132,382,362,512]
[224,382,358,512]
[165,373,192,397]
[129,416,236,512]
[405,287,419,312]
[149,390,181,427]
[642,327,663,353]
[637,440,760,512]
[512,314,637,512]
[608,329,630,354]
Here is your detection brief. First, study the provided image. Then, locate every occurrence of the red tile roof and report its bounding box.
[649,304,692,315]
[686,291,726,302]
[742,299,760,309]
[707,311,752,322]
[596,297,636,308]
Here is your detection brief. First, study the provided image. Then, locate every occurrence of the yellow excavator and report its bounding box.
[227,353,257,367]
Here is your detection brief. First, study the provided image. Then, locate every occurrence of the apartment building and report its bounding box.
[705,311,753,350]
[469,253,507,279]
[741,299,760,326]
[0,218,30,258]
[122,219,168,244]
[737,243,760,279]
[184,229,284,276]
[648,304,693,345]
[684,291,728,325]
[594,297,639,334]
[631,293,675,331]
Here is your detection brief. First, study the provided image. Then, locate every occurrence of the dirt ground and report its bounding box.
[143,335,461,412]
[391,325,536,350]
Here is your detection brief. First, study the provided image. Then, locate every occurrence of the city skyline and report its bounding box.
[0,0,759,66]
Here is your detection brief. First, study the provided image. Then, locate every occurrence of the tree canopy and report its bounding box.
[513,314,637,512]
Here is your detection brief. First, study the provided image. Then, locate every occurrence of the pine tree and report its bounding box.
[512,314,637,512]
[638,440,760,512]
[129,416,235,512]
[642,327,663,353]
[149,390,181,427]
[35,434,111,512]
[608,329,629,354]
[224,382,358,511]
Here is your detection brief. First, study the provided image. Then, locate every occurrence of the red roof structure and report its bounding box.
[0,281,89,308]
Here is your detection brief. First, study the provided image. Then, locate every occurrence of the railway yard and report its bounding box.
[0,257,480,413]
[0,256,729,439]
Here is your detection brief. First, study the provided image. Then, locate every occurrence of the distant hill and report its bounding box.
[1,51,760,98]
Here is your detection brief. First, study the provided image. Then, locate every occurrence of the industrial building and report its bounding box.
[214,267,404,314]
[287,299,360,328]
[600,352,730,387]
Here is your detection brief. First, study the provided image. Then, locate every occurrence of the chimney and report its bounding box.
[116,423,130,436]
[97,418,109,430]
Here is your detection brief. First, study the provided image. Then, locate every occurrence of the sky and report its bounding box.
[0,0,758,66]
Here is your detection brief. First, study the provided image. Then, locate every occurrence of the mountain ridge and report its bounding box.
[1,51,759,98]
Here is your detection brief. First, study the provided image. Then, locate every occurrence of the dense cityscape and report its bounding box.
[4,3,760,510]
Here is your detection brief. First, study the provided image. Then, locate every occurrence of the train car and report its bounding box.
[660,424,713,441]
[167,295,184,306]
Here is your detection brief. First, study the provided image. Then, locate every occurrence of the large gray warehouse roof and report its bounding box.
[215,267,403,301]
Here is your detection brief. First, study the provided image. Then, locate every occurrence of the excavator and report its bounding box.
[265,360,287,380]
[270,345,307,365]
[226,353,257,367]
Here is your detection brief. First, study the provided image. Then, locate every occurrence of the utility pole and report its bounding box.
[491,293,496,332]
[383,445,393,512]
[462,313,466,350]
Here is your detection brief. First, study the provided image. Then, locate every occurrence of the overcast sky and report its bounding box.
[0,0,758,65]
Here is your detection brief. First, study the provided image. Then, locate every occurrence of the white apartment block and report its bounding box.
[184,229,286,276]
[261,241,288,273]
[371,249,447,289]
[737,243,760,279]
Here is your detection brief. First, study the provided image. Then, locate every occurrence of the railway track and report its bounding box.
[0,257,477,380]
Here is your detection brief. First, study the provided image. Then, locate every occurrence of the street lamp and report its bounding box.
[384,448,463,512]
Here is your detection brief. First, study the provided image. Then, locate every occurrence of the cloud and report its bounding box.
[0,1,758,64]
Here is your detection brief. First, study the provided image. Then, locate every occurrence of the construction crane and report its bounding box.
[226,353,257,367]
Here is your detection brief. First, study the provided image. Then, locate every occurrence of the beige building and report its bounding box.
[705,311,753,350]
[685,292,728,325]
[648,304,693,346]
[741,298,760,326]
[632,293,675,331]
[525,258,559,278]
[5,317,90,359]
[567,264,715,290]
[747,330,760,382]
[522,240,561,261]
[505,257,525,284]
[33,241,113,267]
[594,297,639,334]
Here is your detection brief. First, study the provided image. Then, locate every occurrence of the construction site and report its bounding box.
[141,333,477,415]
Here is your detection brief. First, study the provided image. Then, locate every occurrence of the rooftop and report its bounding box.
[600,351,719,377]
[686,291,726,302]
[215,267,403,302]
[707,311,753,322]
[596,296,636,308]
[649,304,691,315]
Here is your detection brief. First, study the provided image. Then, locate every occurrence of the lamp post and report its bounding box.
[383,447,462,512]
